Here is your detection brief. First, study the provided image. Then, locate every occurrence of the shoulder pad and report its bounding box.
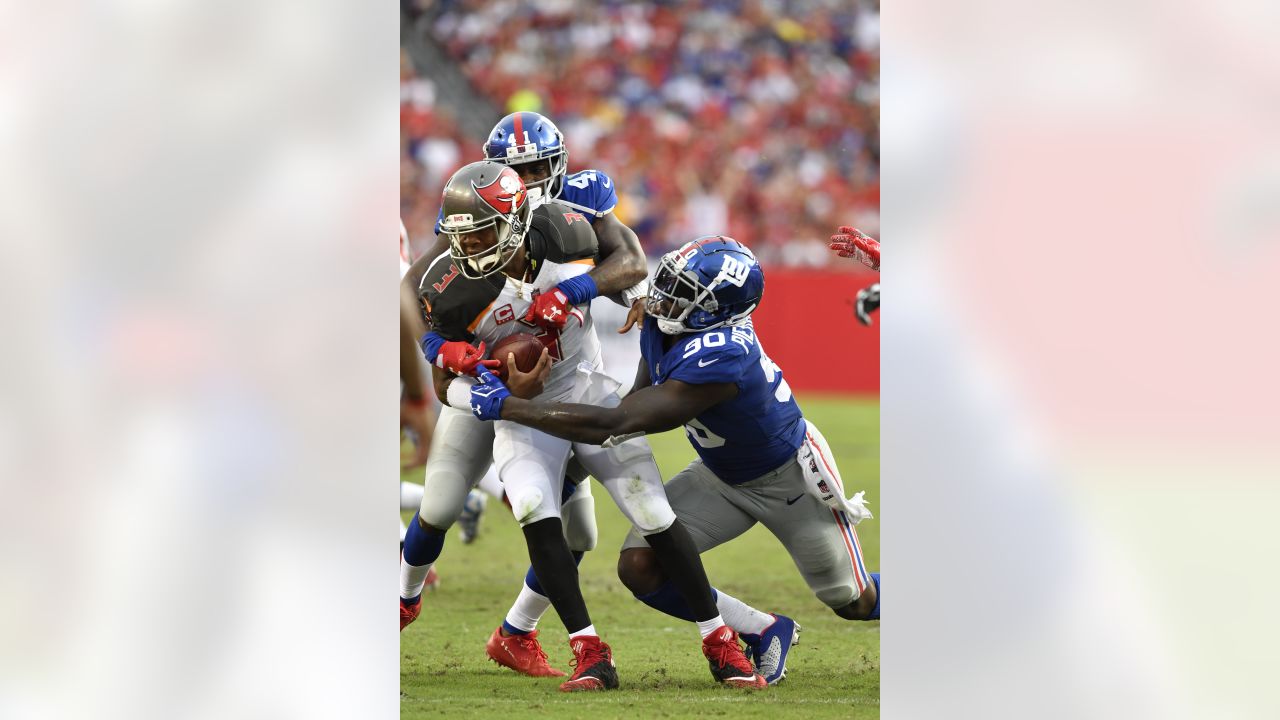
[559,169,618,217]
[529,202,599,263]
[664,328,754,385]
[416,252,499,342]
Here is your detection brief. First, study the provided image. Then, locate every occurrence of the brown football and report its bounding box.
[488,332,545,381]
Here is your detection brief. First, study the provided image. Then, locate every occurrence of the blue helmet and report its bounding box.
[646,236,765,335]
[482,111,568,200]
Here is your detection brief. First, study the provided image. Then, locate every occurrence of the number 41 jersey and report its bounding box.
[640,317,805,484]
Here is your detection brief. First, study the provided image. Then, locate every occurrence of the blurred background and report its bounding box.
[400,0,882,393]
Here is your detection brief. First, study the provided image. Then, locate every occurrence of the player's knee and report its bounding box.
[506,485,550,525]
[415,513,447,535]
[616,548,664,595]
[829,583,877,621]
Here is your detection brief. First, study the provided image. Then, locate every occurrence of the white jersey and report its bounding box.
[418,200,604,400]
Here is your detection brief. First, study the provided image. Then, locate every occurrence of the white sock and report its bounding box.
[696,615,727,639]
[715,591,772,635]
[400,557,433,601]
[400,481,424,511]
[504,583,551,633]
[568,624,597,639]
[478,465,504,500]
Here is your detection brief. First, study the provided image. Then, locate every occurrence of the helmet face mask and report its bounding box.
[439,161,532,280]
[443,223,520,279]
[484,112,569,200]
[646,236,764,336]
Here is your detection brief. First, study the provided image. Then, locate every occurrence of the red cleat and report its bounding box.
[702,625,767,688]
[423,566,440,593]
[485,627,567,677]
[400,598,422,631]
[558,635,619,692]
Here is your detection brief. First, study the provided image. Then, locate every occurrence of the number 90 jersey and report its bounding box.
[640,317,805,484]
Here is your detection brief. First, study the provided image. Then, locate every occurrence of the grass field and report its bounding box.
[400,395,879,719]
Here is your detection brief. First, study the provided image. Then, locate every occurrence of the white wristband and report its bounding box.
[621,279,648,305]
[445,376,477,411]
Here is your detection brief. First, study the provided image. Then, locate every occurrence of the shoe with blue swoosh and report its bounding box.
[740,614,800,685]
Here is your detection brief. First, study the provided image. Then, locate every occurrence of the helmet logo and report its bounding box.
[716,256,752,288]
[473,167,526,215]
[441,213,473,228]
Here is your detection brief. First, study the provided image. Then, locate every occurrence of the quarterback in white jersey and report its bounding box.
[402,161,765,692]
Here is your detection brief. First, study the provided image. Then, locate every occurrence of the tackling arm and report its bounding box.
[499,378,736,446]
[588,212,647,297]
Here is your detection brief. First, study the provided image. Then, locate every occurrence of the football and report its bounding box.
[488,332,545,381]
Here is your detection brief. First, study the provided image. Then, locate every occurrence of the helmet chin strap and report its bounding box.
[656,318,685,335]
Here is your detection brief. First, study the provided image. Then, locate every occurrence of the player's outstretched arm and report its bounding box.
[485,377,736,446]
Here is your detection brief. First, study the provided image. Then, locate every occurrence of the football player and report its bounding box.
[468,236,880,683]
[400,112,650,677]
[403,163,765,691]
[829,226,880,326]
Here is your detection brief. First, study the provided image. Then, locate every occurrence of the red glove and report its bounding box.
[436,340,501,376]
[522,288,583,330]
[829,226,880,271]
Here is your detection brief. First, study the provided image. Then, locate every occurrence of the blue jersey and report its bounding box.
[640,316,806,484]
[436,168,618,234]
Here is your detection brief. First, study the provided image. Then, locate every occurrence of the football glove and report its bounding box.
[829,226,880,271]
[855,283,880,326]
[469,369,511,421]
[435,338,501,376]
[522,287,586,330]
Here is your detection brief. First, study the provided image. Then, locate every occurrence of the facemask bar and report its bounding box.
[646,253,718,333]
[442,214,525,280]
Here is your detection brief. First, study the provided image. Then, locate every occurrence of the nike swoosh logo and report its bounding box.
[785,495,804,505]
[697,358,719,367]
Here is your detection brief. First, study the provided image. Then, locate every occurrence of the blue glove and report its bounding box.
[469,369,511,421]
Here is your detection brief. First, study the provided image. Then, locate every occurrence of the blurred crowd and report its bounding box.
[402,0,879,267]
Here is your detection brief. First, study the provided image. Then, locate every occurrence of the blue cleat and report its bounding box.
[740,614,801,685]
[458,489,487,544]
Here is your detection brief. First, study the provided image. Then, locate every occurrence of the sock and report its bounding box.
[634,580,710,622]
[400,513,445,600]
[522,517,592,633]
[714,589,773,636]
[642,522,718,621]
[696,615,727,639]
[504,551,584,635]
[477,466,504,500]
[568,624,597,639]
[400,481,424,511]
[868,573,880,620]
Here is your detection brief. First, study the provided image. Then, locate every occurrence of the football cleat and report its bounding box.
[702,625,767,688]
[740,614,801,685]
[400,597,422,631]
[458,490,487,544]
[485,627,567,677]
[423,566,440,593]
[559,635,619,692]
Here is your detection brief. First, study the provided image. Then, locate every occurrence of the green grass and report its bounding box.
[401,395,879,719]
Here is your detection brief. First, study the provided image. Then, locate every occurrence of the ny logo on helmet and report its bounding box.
[716,256,752,288]
[473,167,526,215]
